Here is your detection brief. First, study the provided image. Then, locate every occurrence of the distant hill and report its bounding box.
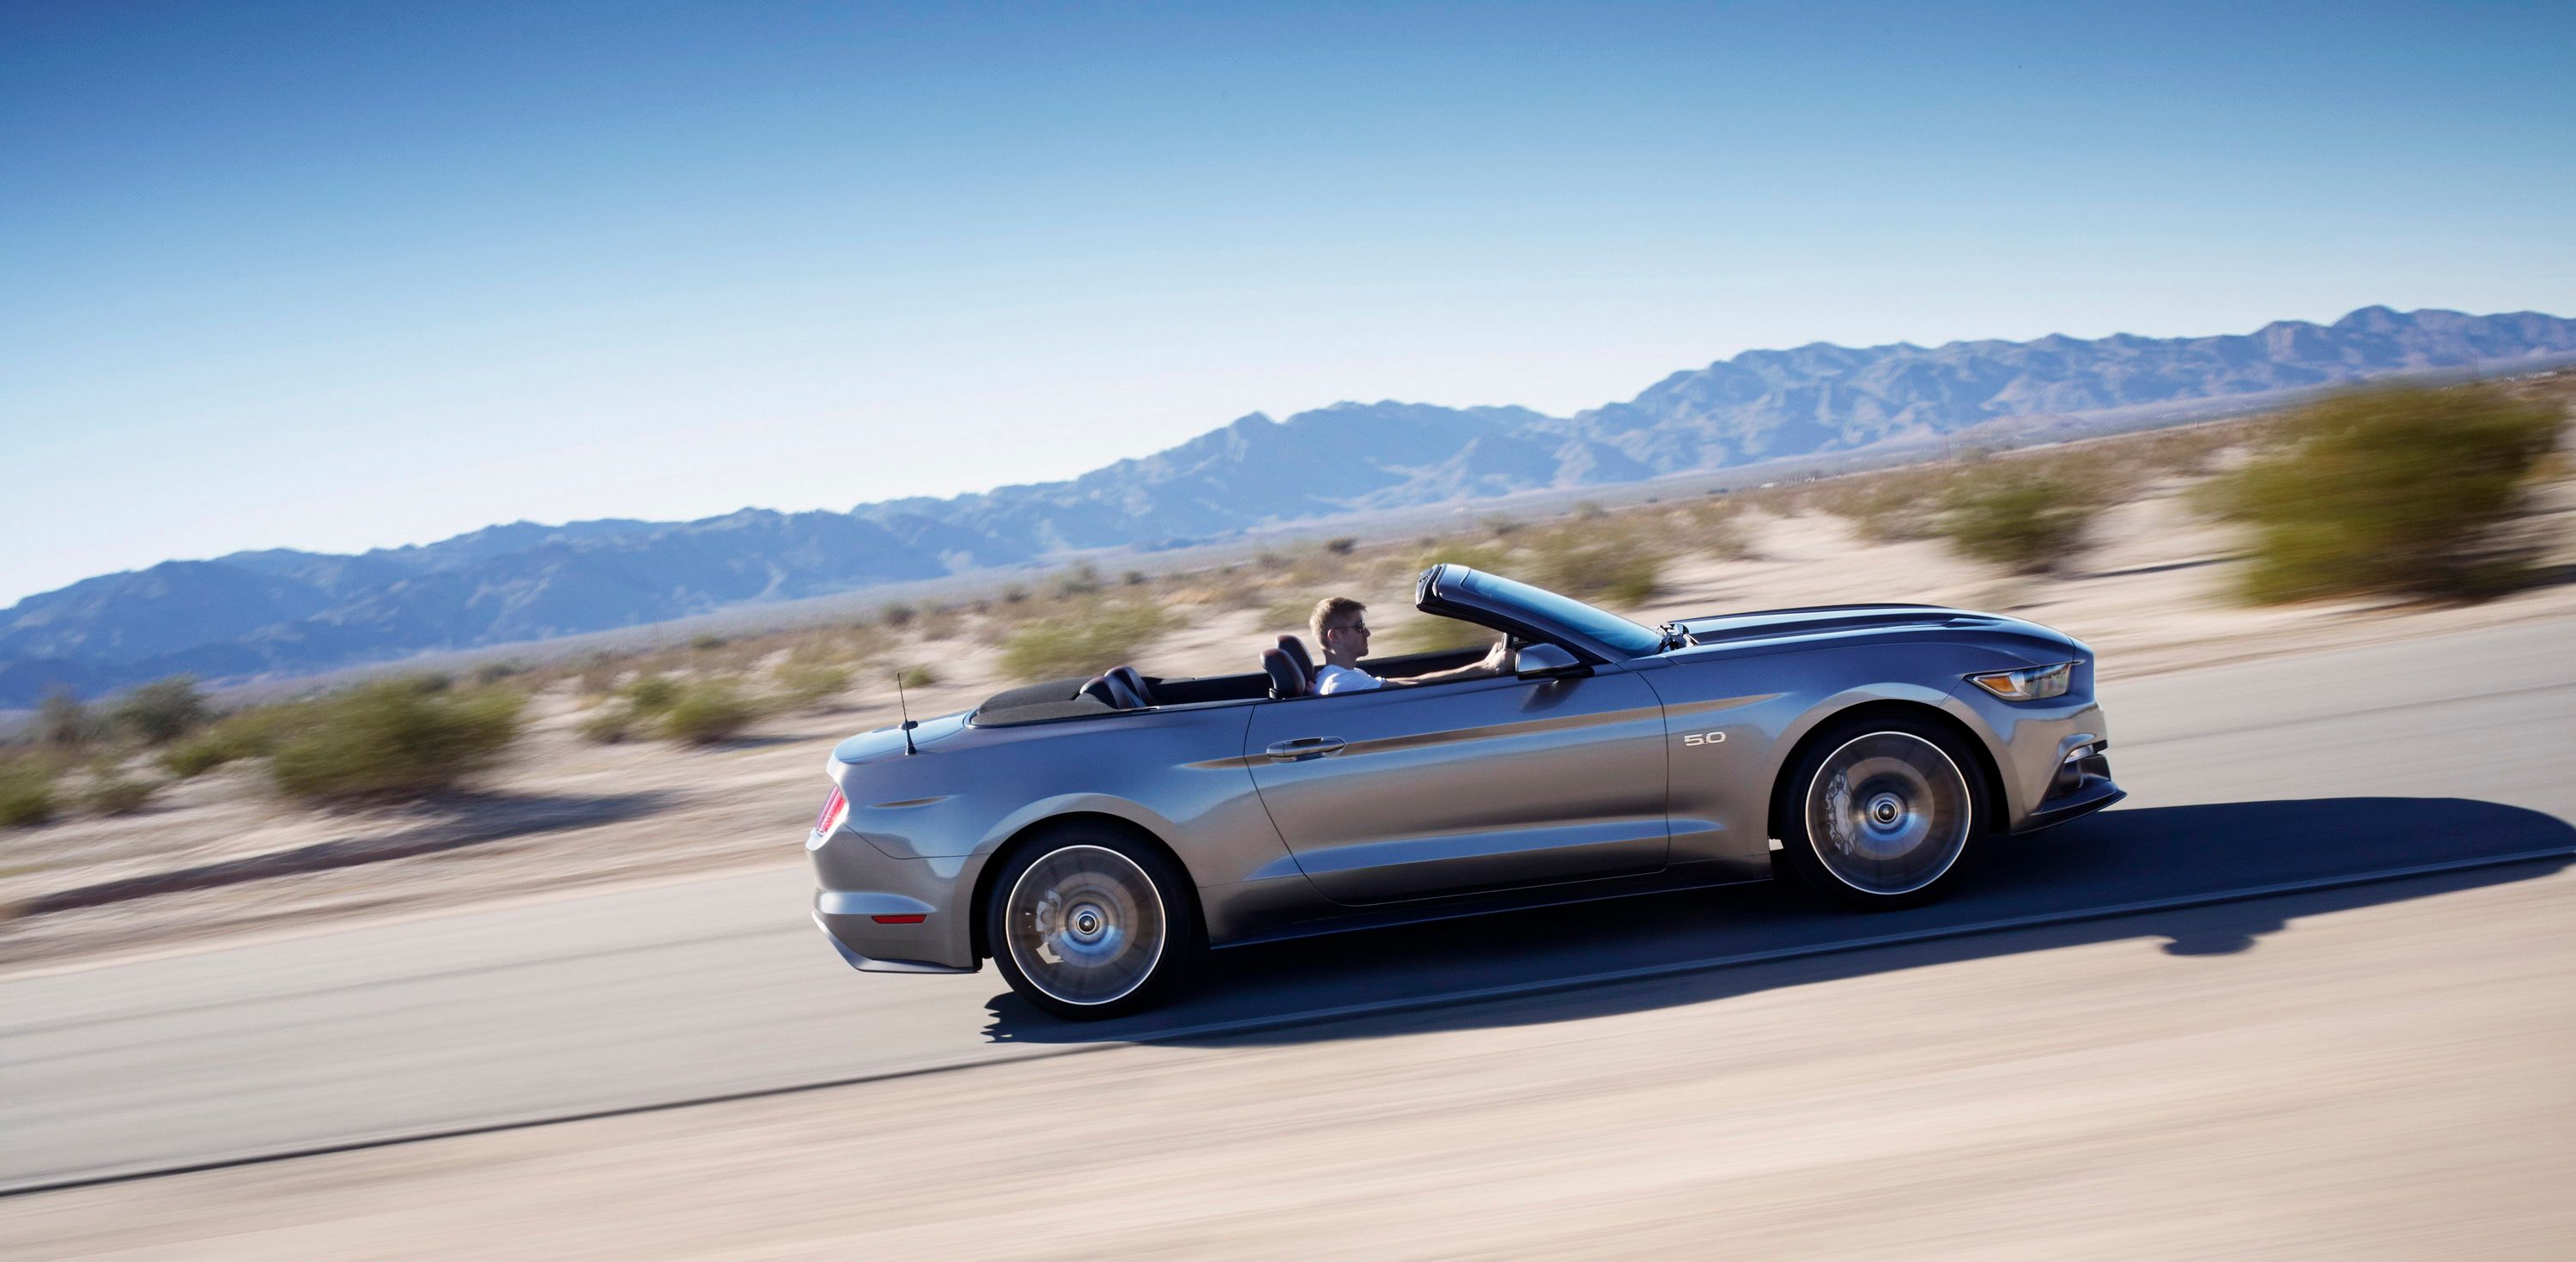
[7,306,2571,704]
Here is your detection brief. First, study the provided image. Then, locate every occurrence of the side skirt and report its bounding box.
[1212,860,1770,951]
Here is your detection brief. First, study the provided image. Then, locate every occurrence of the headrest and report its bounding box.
[1275,634,1315,680]
[1261,646,1309,699]
[1076,675,1117,708]
[1102,665,1151,710]
[1078,666,1152,711]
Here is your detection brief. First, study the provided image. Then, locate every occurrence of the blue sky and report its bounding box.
[3,0,2572,606]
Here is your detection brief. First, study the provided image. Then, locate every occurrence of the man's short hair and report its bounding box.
[1309,596,1366,645]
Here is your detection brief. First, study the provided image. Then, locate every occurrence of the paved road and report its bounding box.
[5,618,2573,1193]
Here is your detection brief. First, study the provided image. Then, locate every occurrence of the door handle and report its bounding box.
[1264,737,1346,761]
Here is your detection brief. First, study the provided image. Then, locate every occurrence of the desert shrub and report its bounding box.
[267,680,525,803]
[158,701,306,778]
[690,633,729,651]
[2120,418,2264,478]
[576,705,638,744]
[878,602,918,630]
[623,674,684,716]
[658,681,763,744]
[2201,385,2562,602]
[1050,562,1105,598]
[1729,482,1806,519]
[1386,613,1497,655]
[2014,446,2149,503]
[1523,520,1667,609]
[112,677,210,745]
[574,654,623,695]
[999,603,1172,682]
[775,660,853,710]
[1122,569,1150,586]
[1264,594,1324,635]
[1323,536,1358,555]
[205,702,306,755]
[38,689,103,751]
[83,774,157,816]
[1937,470,2092,573]
[895,664,940,689]
[1806,466,1959,541]
[471,660,526,686]
[160,736,238,779]
[1672,500,1756,560]
[1413,541,1512,577]
[0,762,55,828]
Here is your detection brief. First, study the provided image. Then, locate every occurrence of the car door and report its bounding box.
[1242,664,1670,904]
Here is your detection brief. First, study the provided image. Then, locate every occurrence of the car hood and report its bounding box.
[1668,603,2084,662]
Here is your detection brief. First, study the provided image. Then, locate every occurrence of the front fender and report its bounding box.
[1763,683,2012,821]
[1764,680,2102,832]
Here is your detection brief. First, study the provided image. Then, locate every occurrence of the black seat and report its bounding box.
[1276,634,1316,681]
[1261,646,1309,699]
[1078,665,1153,711]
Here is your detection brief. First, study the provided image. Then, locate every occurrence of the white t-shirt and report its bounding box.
[1313,664,1382,695]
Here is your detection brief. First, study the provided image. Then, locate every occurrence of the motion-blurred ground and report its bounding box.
[3,615,2572,1257]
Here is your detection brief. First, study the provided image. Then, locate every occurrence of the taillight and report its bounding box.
[813,786,849,836]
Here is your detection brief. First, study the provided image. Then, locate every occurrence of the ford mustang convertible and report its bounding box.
[805,563,2123,1018]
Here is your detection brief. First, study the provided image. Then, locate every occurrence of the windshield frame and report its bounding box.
[1418,565,1668,660]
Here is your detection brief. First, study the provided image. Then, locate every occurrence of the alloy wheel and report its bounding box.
[1000,844,1169,1007]
[1803,731,1974,896]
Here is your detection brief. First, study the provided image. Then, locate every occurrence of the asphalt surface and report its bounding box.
[4,617,2573,1194]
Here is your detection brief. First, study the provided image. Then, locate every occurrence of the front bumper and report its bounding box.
[2014,741,2124,833]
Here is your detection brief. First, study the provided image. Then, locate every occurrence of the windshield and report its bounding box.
[1460,569,1665,657]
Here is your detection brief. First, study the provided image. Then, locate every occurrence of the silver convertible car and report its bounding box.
[805,564,2123,1018]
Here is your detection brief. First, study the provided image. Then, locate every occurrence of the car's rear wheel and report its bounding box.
[986,827,1199,1020]
[1776,714,1984,909]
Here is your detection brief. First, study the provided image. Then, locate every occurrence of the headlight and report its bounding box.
[1968,661,2075,701]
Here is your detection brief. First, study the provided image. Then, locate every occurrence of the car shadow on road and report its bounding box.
[981,797,2574,1046]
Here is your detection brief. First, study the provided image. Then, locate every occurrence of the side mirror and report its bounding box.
[1514,641,1589,680]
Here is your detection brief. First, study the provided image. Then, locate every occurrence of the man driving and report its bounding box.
[1308,596,1511,694]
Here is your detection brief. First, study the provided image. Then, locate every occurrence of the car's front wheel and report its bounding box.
[986,827,1200,1020]
[1775,715,1985,909]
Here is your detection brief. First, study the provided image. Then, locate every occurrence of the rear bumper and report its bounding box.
[808,824,988,972]
[812,908,979,974]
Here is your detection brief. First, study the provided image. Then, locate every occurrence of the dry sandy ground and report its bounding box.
[5,475,2573,973]
[7,850,2567,1259]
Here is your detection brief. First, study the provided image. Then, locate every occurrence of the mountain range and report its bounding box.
[8,305,2572,705]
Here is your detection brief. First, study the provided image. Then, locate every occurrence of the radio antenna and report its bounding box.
[894,669,920,755]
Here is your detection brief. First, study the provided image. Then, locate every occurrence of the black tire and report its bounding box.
[985,824,1200,1020]
[1774,713,1988,910]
